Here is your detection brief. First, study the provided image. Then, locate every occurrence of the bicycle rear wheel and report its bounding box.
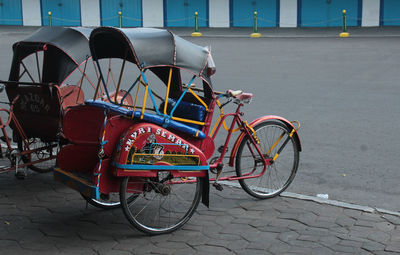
[235,120,299,199]
[120,172,202,235]
[17,138,57,173]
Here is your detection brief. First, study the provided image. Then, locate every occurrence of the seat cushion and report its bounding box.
[159,98,206,129]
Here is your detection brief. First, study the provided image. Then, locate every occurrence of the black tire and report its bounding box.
[120,173,202,235]
[235,120,299,199]
[17,138,57,173]
[81,193,121,209]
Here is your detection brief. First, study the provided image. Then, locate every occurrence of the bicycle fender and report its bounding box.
[228,115,302,167]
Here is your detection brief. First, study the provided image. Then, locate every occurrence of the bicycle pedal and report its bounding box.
[217,146,228,154]
[213,182,224,191]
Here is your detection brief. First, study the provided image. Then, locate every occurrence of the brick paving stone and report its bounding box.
[297,234,320,242]
[246,240,270,250]
[338,239,364,248]
[287,221,308,231]
[236,249,273,255]
[278,212,300,220]
[278,231,299,242]
[385,242,400,253]
[0,239,23,251]
[295,212,318,226]
[374,252,400,255]
[295,227,330,237]
[316,216,337,223]
[355,219,376,227]
[268,218,297,228]
[348,226,375,238]
[185,235,210,246]
[255,225,288,233]
[193,244,234,254]
[19,238,59,253]
[288,240,320,248]
[375,221,396,232]
[357,213,385,222]
[319,236,341,246]
[367,230,391,243]
[267,240,291,254]
[336,216,356,227]
[172,248,197,255]
[382,215,400,225]
[343,208,362,218]
[286,245,314,254]
[390,229,400,242]
[98,250,133,255]
[58,247,98,255]
[311,246,335,255]
[362,241,386,252]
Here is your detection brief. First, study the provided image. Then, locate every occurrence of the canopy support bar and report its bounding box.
[115,58,126,103]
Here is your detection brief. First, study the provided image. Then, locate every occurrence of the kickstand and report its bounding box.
[14,154,27,180]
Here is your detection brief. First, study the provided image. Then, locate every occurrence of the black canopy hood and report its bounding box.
[8,27,93,85]
[89,27,215,89]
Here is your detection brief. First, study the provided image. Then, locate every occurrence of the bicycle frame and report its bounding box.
[206,100,271,182]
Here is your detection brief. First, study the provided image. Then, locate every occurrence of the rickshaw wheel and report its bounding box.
[120,174,202,235]
[17,137,57,173]
[235,120,299,199]
[81,193,121,209]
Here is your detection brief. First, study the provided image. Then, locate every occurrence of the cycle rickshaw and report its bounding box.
[0,27,96,175]
[54,27,302,235]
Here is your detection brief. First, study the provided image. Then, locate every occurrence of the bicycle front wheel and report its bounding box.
[235,120,299,199]
[120,173,202,235]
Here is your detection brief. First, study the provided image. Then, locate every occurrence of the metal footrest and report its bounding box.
[54,168,99,200]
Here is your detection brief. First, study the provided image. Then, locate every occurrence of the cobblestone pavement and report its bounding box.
[0,170,400,255]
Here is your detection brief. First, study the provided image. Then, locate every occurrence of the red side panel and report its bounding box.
[57,144,99,172]
[103,116,135,156]
[113,123,208,177]
[62,105,105,144]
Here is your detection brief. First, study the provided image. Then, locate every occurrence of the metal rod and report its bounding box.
[35,52,41,83]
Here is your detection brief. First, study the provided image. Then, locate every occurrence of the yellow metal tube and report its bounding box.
[164,68,173,115]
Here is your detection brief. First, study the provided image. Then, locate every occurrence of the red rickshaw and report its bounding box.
[0,27,96,176]
[54,27,302,235]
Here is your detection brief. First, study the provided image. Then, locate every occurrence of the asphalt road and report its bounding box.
[0,26,399,212]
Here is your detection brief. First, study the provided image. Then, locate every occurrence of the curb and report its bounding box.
[220,181,400,217]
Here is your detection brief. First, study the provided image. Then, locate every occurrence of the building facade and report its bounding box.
[0,0,397,27]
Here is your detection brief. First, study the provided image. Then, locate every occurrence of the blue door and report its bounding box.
[0,0,22,25]
[381,0,400,26]
[299,0,361,27]
[41,0,81,26]
[100,0,142,27]
[230,0,279,27]
[164,0,208,27]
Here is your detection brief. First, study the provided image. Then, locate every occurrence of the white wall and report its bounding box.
[280,0,297,27]
[209,0,230,27]
[81,0,100,26]
[143,0,163,27]
[362,0,380,27]
[22,0,41,26]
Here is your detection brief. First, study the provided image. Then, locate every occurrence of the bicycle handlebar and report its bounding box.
[218,89,254,104]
